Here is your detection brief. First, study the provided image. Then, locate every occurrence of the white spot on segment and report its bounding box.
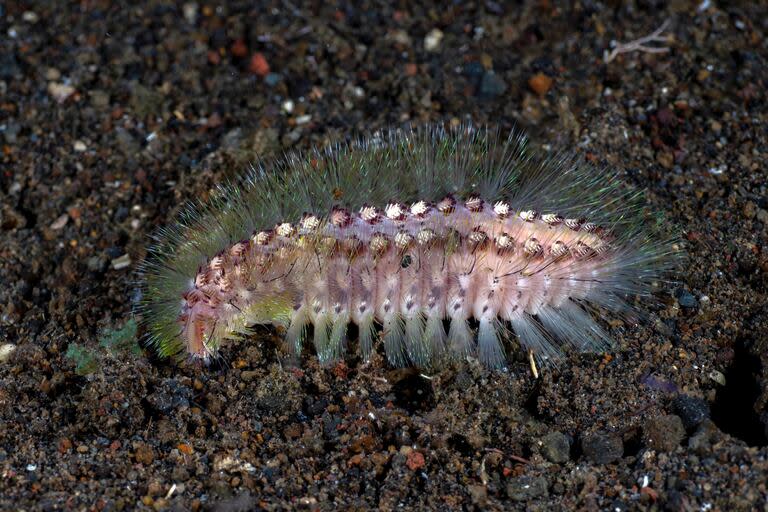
[542,213,563,225]
[437,195,456,214]
[276,222,294,237]
[385,203,406,220]
[360,205,379,223]
[465,196,483,212]
[493,201,510,218]
[410,200,430,217]
[394,231,413,249]
[301,214,321,231]
[253,231,272,245]
[417,228,436,245]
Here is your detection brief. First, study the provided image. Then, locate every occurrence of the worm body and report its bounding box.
[138,125,676,368]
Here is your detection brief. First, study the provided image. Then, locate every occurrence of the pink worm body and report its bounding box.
[181,197,609,368]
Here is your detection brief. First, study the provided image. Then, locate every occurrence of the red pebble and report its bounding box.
[406,451,425,471]
[249,52,270,76]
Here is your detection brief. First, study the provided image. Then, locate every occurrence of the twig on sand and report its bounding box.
[604,20,672,64]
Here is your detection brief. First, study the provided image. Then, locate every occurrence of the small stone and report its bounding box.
[757,209,768,224]
[0,53,21,79]
[507,475,548,501]
[467,484,487,505]
[1,205,26,230]
[115,128,140,156]
[295,114,312,125]
[50,214,69,230]
[708,370,726,386]
[424,28,444,52]
[2,122,20,143]
[540,431,570,463]
[743,201,756,219]
[674,289,698,309]
[111,254,132,270]
[240,370,259,382]
[656,151,674,169]
[406,450,425,470]
[147,481,163,497]
[57,438,72,454]
[264,73,282,87]
[73,140,87,152]
[182,2,198,24]
[77,444,88,453]
[581,432,623,464]
[45,68,61,81]
[153,498,169,510]
[671,394,710,430]
[134,443,155,465]
[249,52,270,77]
[688,419,718,454]
[22,11,39,23]
[528,73,553,96]
[642,415,685,452]
[478,71,507,98]
[90,90,110,108]
[0,343,16,363]
[86,256,107,272]
[47,82,76,103]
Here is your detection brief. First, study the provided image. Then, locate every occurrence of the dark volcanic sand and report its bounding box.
[1,1,767,510]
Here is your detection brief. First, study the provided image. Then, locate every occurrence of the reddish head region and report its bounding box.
[177,196,613,369]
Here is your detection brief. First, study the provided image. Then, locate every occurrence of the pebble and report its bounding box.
[45,68,61,81]
[86,256,107,272]
[264,73,283,87]
[50,214,69,230]
[674,289,698,309]
[249,52,270,77]
[0,343,16,363]
[708,370,726,386]
[528,73,553,96]
[134,443,155,465]
[540,431,570,463]
[424,29,444,52]
[22,11,39,23]
[47,82,76,103]
[241,370,259,382]
[146,379,191,413]
[688,419,718,453]
[581,432,623,464]
[642,415,686,452]
[671,394,710,430]
[73,140,87,152]
[2,122,20,143]
[111,254,132,270]
[0,53,20,79]
[182,2,198,24]
[90,90,110,108]
[478,71,507,98]
[507,475,548,501]
[115,127,140,156]
[295,114,312,125]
